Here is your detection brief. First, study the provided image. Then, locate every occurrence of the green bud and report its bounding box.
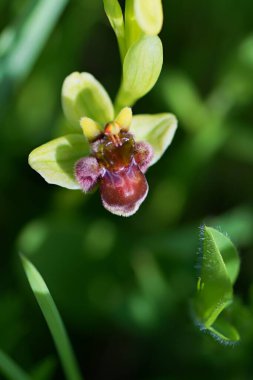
[62,72,114,130]
[134,0,163,35]
[103,0,124,32]
[123,35,163,99]
[115,35,163,110]
[125,0,163,49]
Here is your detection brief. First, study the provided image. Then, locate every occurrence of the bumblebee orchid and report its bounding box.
[75,107,154,216]
[28,72,177,216]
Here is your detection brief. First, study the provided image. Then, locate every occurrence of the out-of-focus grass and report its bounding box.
[0,0,69,117]
[1,0,253,379]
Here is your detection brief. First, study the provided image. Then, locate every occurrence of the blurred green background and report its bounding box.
[1,0,253,379]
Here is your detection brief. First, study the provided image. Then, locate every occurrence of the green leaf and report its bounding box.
[193,226,241,343]
[131,113,177,165]
[28,134,89,189]
[207,227,240,285]
[194,226,233,327]
[103,0,126,61]
[21,255,82,380]
[115,36,163,111]
[134,0,163,35]
[62,72,114,130]
[0,349,31,380]
[209,318,240,344]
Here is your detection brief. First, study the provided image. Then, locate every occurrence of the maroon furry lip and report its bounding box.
[100,160,149,216]
[75,131,153,216]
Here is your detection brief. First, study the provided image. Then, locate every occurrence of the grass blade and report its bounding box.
[0,349,31,380]
[0,0,68,113]
[21,255,83,380]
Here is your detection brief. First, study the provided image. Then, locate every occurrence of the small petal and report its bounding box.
[75,157,100,192]
[100,162,148,217]
[134,141,154,172]
[80,117,102,140]
[114,107,132,130]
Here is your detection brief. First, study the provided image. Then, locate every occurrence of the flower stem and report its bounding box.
[125,0,142,49]
[114,84,135,114]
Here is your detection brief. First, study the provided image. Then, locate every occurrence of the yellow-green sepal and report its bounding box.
[28,134,89,189]
[130,113,178,165]
[62,72,114,131]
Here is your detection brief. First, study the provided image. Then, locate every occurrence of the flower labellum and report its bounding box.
[75,107,153,216]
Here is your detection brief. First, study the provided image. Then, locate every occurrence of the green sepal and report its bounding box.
[62,72,114,130]
[131,113,177,165]
[28,134,89,189]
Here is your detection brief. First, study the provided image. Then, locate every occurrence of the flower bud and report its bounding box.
[115,36,163,108]
[134,0,163,35]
